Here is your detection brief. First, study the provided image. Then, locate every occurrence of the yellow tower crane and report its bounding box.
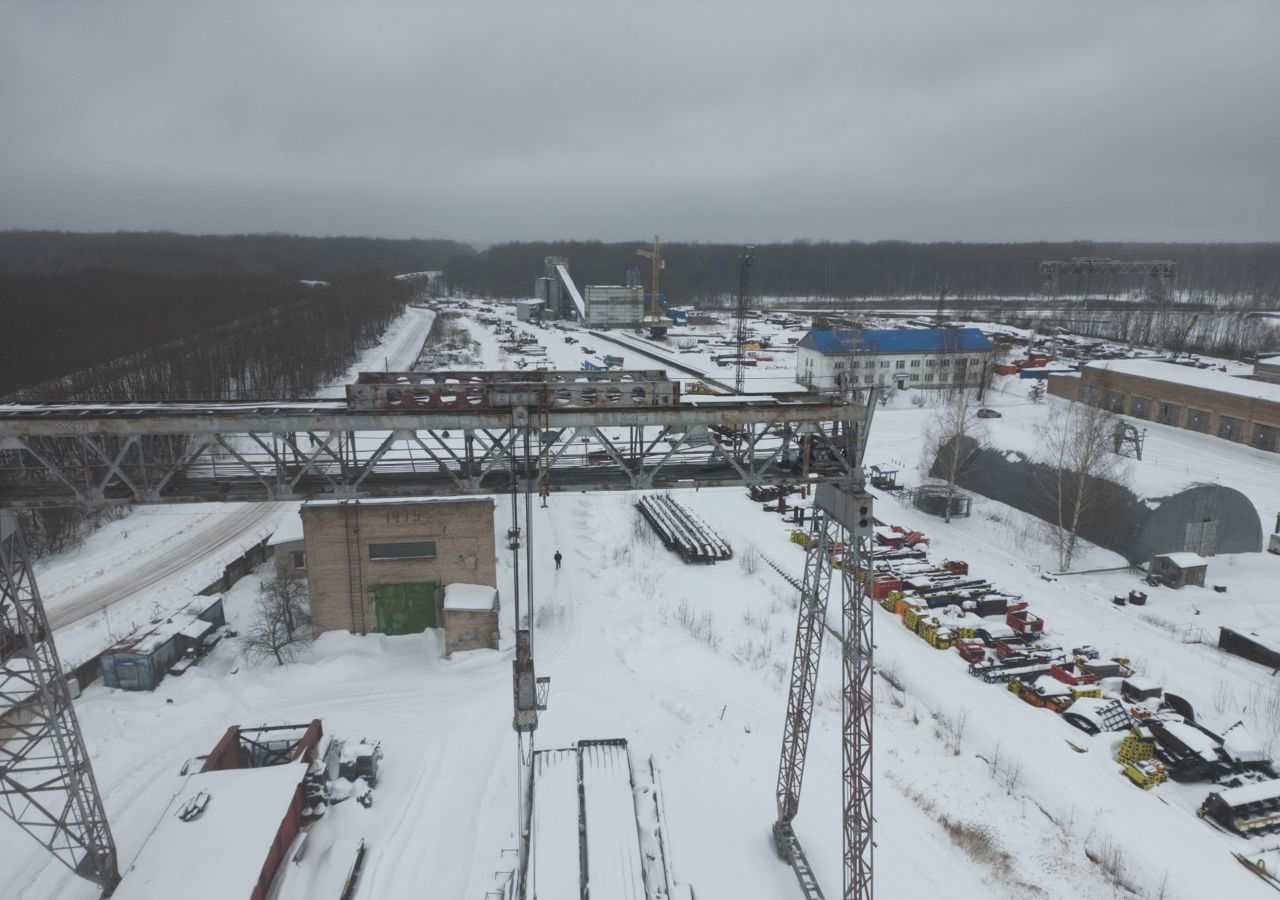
[635,235,668,338]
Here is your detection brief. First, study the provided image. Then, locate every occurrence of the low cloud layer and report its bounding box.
[2,2,1277,242]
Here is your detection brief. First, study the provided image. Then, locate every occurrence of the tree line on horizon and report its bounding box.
[4,230,1279,305]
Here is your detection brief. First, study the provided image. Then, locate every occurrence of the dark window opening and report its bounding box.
[368,540,437,561]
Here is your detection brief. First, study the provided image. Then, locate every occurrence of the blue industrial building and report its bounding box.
[797,327,994,391]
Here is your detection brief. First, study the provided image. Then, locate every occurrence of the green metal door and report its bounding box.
[373,582,439,635]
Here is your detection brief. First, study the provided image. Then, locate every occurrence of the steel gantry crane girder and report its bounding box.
[0,511,119,892]
[0,399,861,508]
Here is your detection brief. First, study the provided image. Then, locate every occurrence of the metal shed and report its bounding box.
[100,626,181,691]
[932,435,1264,565]
[100,597,227,691]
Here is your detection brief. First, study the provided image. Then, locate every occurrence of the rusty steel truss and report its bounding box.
[345,368,681,411]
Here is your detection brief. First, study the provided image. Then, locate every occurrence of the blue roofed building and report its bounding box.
[796,327,993,393]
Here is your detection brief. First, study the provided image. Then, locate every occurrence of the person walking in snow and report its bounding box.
[554,550,563,570]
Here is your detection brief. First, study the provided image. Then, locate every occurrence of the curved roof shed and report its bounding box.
[931,436,1263,564]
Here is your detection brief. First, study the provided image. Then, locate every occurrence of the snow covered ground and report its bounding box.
[7,299,1280,899]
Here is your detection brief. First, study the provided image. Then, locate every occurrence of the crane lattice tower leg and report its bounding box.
[841,534,874,900]
[773,510,837,899]
[0,511,119,892]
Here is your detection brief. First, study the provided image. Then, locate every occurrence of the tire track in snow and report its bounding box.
[45,503,279,631]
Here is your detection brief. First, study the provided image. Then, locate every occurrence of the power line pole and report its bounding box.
[735,246,755,395]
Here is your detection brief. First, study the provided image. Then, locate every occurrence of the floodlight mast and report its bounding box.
[735,247,755,395]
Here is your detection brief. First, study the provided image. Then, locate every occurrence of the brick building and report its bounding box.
[1048,359,1280,453]
[301,498,497,640]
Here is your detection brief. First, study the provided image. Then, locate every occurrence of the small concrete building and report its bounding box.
[796,327,993,392]
[1149,552,1208,589]
[515,299,544,322]
[302,498,497,637]
[268,511,307,581]
[441,583,499,655]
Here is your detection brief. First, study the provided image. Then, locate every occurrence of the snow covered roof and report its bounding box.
[113,763,307,900]
[1158,721,1220,761]
[1063,696,1118,723]
[1258,354,1280,365]
[267,512,304,547]
[1222,722,1267,764]
[178,619,216,640]
[443,583,498,612]
[800,327,992,355]
[1086,358,1280,404]
[1155,551,1208,568]
[1123,675,1160,692]
[303,496,494,510]
[1209,778,1280,807]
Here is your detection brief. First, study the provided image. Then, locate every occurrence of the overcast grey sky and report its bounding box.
[2,2,1277,243]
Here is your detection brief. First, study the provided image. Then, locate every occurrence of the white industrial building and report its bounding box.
[796,327,994,391]
[584,284,644,329]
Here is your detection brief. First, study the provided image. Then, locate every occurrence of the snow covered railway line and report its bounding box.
[586,330,736,393]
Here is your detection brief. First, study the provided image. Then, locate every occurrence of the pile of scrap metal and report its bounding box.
[873,524,929,551]
[864,520,1280,836]
[1202,776,1280,836]
[1145,716,1274,784]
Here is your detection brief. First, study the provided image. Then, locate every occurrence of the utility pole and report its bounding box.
[735,246,755,395]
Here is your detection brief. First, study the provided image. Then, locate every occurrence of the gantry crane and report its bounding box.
[636,235,669,338]
[774,400,878,900]
[0,374,868,899]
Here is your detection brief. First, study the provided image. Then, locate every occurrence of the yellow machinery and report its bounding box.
[1116,726,1167,789]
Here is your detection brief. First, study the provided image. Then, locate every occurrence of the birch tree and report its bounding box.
[1035,401,1122,570]
[923,390,987,523]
